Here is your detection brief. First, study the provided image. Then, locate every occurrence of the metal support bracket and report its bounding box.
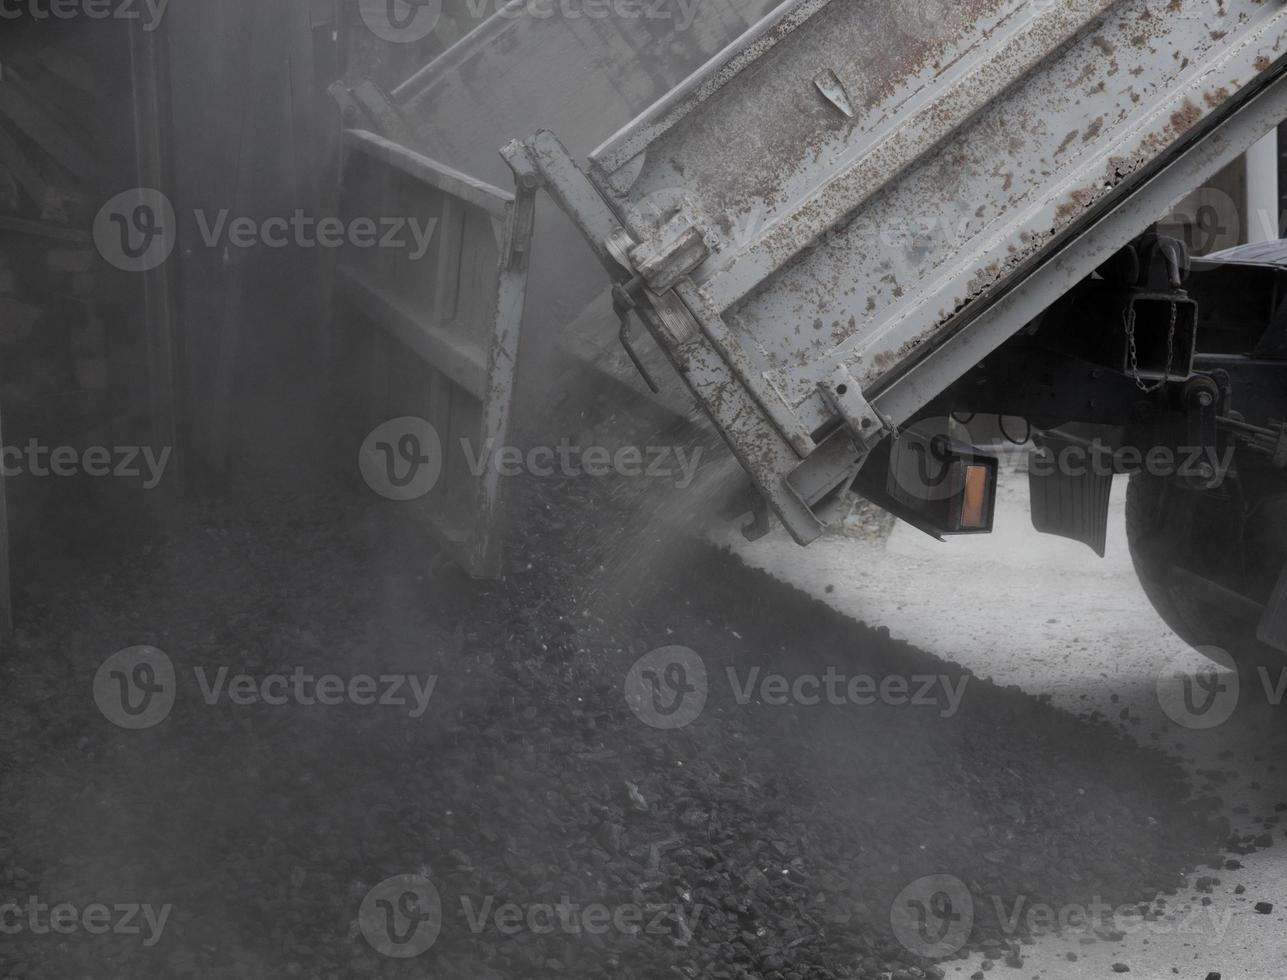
[611,277,662,394]
[509,128,830,543]
[818,367,895,451]
[628,218,710,293]
[329,79,418,146]
[1182,377,1222,489]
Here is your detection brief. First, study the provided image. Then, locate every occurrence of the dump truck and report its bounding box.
[334,0,1287,670]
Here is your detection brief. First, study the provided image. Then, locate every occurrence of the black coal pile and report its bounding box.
[0,433,1230,980]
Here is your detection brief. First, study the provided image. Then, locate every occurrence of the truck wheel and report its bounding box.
[1124,474,1270,673]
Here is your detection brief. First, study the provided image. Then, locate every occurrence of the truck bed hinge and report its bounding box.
[627,218,710,294]
[611,276,662,394]
[817,367,897,450]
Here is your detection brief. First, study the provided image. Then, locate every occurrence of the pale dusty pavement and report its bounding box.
[717,470,1287,980]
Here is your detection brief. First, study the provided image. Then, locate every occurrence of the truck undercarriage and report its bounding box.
[884,236,1287,667]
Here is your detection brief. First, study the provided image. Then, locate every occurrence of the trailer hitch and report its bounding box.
[1110,236,1198,389]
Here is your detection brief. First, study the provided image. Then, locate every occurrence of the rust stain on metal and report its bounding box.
[1170,98,1202,134]
[649,0,1011,218]
[608,0,1283,423]
[1054,186,1099,223]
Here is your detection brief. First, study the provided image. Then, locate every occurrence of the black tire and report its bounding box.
[1125,473,1279,674]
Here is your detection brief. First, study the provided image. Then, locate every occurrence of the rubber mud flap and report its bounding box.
[1028,435,1113,557]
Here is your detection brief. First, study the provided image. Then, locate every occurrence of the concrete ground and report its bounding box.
[718,469,1287,980]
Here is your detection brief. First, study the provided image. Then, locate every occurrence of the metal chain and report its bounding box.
[1125,300,1178,393]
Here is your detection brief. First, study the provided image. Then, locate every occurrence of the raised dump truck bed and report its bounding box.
[336,0,1287,610]
[508,0,1287,544]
